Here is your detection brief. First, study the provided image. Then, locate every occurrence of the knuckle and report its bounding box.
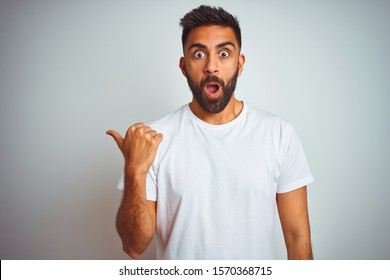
[139,126,152,136]
[136,127,145,136]
[125,127,132,137]
[130,122,144,131]
[152,134,163,144]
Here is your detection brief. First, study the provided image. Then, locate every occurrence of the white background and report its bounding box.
[0,0,389,259]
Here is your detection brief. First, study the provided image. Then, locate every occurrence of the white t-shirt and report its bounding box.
[117,102,314,259]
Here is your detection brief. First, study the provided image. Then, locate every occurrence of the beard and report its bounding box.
[185,66,239,114]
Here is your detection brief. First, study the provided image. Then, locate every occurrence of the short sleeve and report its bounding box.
[145,166,158,201]
[115,166,158,201]
[116,171,125,190]
[276,123,314,193]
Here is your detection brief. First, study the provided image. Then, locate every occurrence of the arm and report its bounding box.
[276,186,313,260]
[107,123,163,258]
[115,171,156,259]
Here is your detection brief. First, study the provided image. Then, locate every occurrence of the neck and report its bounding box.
[189,96,244,125]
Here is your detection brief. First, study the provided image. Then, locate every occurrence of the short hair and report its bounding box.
[179,5,242,52]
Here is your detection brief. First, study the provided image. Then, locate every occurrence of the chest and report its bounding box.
[156,128,278,204]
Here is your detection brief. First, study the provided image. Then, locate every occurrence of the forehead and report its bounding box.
[185,25,238,50]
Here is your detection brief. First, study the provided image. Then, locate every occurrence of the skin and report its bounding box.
[179,25,245,124]
[277,186,313,259]
[107,25,313,259]
[106,123,161,258]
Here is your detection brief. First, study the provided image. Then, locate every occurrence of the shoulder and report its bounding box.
[244,103,300,154]
[245,102,292,132]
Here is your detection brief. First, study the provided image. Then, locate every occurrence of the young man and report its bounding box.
[107,5,314,260]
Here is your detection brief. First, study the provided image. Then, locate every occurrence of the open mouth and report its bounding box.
[205,83,220,95]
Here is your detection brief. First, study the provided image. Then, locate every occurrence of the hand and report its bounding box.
[106,123,163,175]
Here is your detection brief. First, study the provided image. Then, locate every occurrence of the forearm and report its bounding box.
[285,234,313,260]
[277,187,313,260]
[116,167,155,258]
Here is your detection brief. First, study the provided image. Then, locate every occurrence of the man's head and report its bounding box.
[180,5,242,53]
[179,5,245,115]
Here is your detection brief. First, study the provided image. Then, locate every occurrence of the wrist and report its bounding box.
[124,164,149,179]
[122,165,148,199]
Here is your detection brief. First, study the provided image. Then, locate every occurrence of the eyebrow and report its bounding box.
[216,41,236,49]
[188,41,236,51]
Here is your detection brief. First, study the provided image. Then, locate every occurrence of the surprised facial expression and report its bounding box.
[180,25,245,114]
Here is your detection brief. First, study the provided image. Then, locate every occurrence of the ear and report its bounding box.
[179,57,187,77]
[238,54,246,77]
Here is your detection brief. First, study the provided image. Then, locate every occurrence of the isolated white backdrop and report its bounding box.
[0,0,389,259]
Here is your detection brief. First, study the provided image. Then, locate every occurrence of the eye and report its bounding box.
[194,51,205,58]
[219,50,229,58]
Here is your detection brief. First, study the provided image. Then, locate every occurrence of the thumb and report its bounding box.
[106,129,123,149]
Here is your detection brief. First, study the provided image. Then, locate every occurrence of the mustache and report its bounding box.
[201,75,225,87]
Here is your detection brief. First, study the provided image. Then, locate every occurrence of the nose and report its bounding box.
[204,56,219,75]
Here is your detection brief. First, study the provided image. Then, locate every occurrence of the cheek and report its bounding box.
[186,61,204,73]
[220,58,238,70]
[185,65,204,82]
[222,64,238,78]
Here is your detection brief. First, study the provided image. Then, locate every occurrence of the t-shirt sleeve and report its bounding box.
[276,123,314,193]
[115,166,158,201]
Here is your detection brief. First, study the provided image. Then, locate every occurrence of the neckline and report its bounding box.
[184,101,247,129]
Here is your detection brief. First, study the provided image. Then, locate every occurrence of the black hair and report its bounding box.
[179,5,241,51]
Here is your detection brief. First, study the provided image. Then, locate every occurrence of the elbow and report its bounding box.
[123,244,142,259]
[120,235,152,259]
[115,213,155,259]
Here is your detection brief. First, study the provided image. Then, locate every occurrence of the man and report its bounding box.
[107,5,314,260]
